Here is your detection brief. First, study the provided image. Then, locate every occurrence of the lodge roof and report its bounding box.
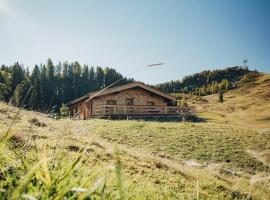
[66,82,176,106]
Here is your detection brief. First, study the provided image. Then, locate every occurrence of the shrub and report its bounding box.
[60,103,69,117]
[218,90,224,102]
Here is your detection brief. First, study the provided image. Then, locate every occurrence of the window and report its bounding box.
[147,101,155,106]
[107,100,117,105]
[125,98,133,105]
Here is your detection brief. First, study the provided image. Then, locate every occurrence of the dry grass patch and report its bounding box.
[0,101,270,199]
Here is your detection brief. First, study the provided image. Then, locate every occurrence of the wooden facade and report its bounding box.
[67,82,195,119]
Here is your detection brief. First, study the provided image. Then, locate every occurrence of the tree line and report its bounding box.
[0,62,258,112]
[155,66,255,96]
[0,59,133,112]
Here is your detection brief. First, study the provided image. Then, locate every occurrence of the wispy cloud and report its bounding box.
[0,0,31,32]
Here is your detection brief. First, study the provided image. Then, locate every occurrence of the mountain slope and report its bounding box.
[188,73,270,130]
[156,66,251,94]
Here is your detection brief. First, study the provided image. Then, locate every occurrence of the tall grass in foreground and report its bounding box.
[1,101,269,199]
[0,88,181,200]
[0,126,180,199]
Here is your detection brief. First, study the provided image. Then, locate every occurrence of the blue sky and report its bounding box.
[0,0,269,84]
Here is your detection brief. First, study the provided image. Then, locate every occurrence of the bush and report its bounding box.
[218,90,223,102]
[60,103,69,117]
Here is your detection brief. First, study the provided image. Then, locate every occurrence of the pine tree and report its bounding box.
[89,66,96,91]
[29,65,41,109]
[65,63,74,101]
[0,83,6,100]
[82,65,89,94]
[62,62,68,79]
[47,58,55,79]
[218,90,223,102]
[10,62,25,95]
[46,59,57,109]
[61,62,70,102]
[0,72,4,83]
[13,80,30,107]
[56,62,62,78]
[72,61,82,98]
[214,81,219,93]
[60,103,69,117]
[201,85,207,95]
[40,65,47,109]
[210,82,215,94]
[224,79,230,90]
[96,66,105,89]
[180,98,188,107]
[1,59,135,112]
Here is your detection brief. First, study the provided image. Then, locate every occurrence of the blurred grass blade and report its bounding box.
[78,176,105,200]
[11,161,41,199]
[114,146,126,200]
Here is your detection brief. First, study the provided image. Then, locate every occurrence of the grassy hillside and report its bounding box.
[1,90,270,200]
[92,120,270,172]
[188,73,270,130]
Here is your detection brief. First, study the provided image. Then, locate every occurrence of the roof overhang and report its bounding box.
[65,94,89,106]
[66,82,176,106]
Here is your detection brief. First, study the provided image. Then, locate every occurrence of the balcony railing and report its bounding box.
[93,105,196,117]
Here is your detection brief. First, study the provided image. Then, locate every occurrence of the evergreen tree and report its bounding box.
[218,90,224,102]
[13,80,30,107]
[62,62,68,79]
[56,62,62,78]
[40,65,47,109]
[96,66,105,89]
[224,79,230,90]
[104,67,123,86]
[180,98,188,107]
[156,66,251,94]
[47,58,55,79]
[81,65,89,94]
[60,103,69,117]
[66,63,74,101]
[72,61,82,98]
[61,62,70,102]
[10,62,25,95]
[214,81,219,93]
[0,83,6,100]
[0,59,134,112]
[29,65,41,109]
[0,72,4,83]
[26,67,30,78]
[201,85,207,95]
[46,59,57,109]
[89,66,96,91]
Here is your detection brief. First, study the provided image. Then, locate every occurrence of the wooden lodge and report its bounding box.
[66,82,196,119]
